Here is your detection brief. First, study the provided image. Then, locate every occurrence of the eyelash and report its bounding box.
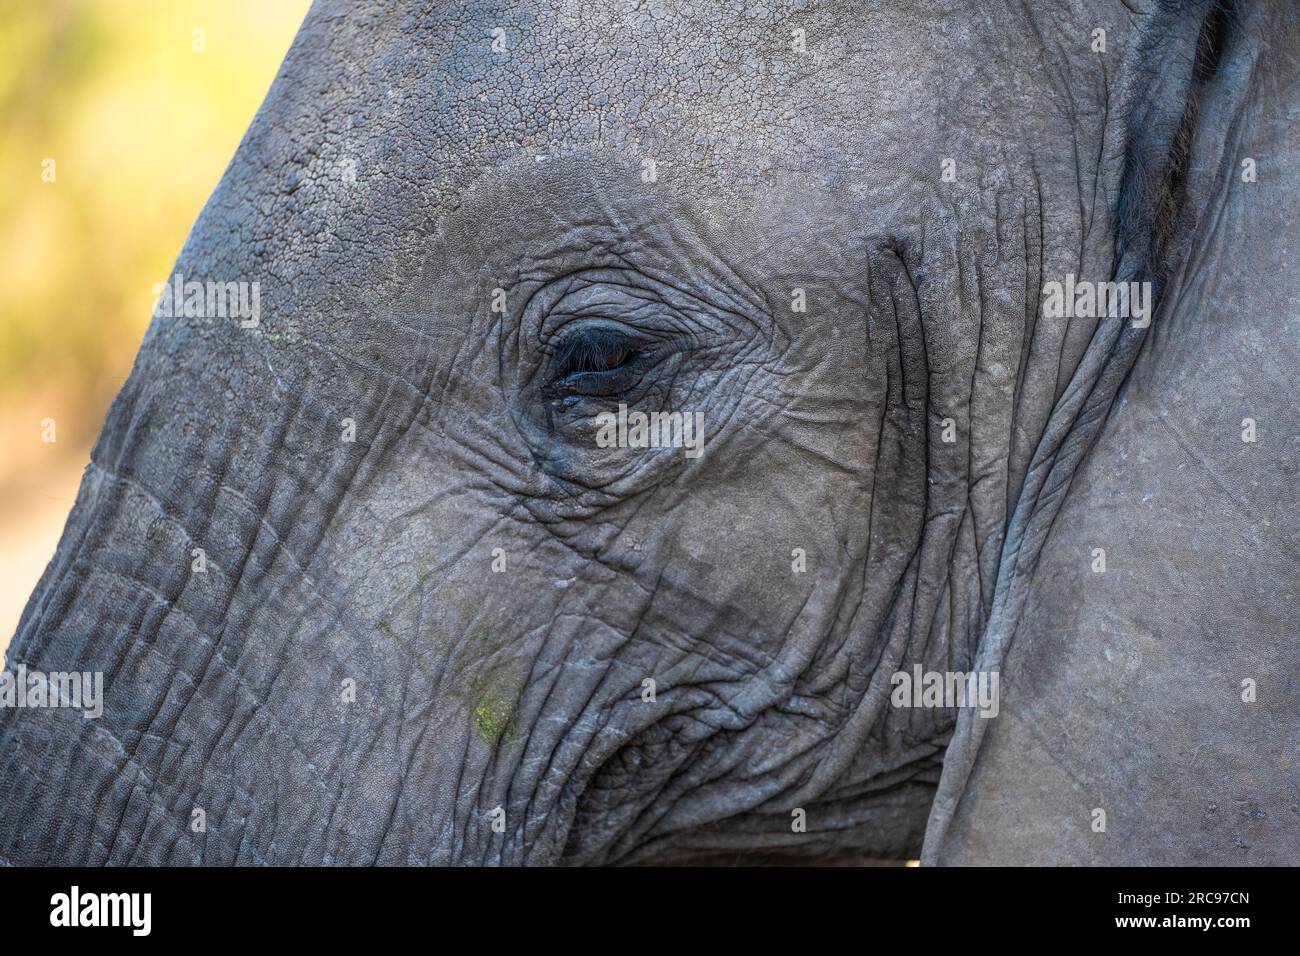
[547,327,653,397]
[553,328,641,377]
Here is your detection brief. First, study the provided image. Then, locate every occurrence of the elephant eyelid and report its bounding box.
[542,324,662,399]
[551,327,644,377]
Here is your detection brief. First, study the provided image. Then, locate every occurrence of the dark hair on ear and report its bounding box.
[1114,0,1240,292]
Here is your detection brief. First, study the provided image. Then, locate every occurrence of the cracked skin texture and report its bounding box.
[0,0,1296,865]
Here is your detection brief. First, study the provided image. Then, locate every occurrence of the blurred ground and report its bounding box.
[0,1,310,658]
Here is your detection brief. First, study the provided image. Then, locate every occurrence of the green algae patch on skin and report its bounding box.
[471,675,522,746]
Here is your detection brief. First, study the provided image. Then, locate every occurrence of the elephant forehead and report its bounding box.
[222,0,1128,291]
[367,2,925,185]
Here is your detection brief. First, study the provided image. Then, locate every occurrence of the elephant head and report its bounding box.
[2,0,1297,865]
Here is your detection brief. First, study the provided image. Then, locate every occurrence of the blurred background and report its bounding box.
[0,1,311,658]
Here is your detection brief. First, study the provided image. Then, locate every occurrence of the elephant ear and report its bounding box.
[924,1,1300,864]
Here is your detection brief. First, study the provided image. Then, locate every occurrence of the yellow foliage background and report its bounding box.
[0,1,311,655]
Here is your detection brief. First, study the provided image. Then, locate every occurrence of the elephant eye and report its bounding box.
[555,328,638,374]
[549,327,647,396]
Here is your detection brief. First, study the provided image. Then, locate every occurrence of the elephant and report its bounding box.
[1,0,1297,866]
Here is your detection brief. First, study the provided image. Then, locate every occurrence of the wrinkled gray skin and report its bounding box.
[1,0,1297,865]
